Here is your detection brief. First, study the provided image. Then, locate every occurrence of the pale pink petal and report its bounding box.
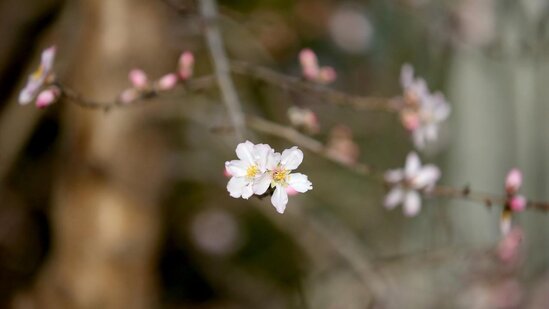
[19,85,37,104]
[157,73,178,90]
[286,186,299,196]
[287,173,312,193]
[500,214,512,236]
[405,152,421,178]
[40,46,56,73]
[300,48,319,80]
[35,87,59,108]
[178,51,194,80]
[403,191,421,216]
[271,185,288,214]
[384,187,404,209]
[412,165,441,189]
[280,146,304,170]
[253,144,273,171]
[252,173,271,195]
[129,69,148,89]
[506,169,522,193]
[319,66,336,84]
[400,63,414,88]
[384,169,404,184]
[412,128,426,149]
[119,88,139,104]
[225,160,248,177]
[235,140,255,165]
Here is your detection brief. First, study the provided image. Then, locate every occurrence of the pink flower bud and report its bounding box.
[224,166,232,178]
[318,67,337,84]
[119,88,139,104]
[285,186,298,196]
[129,69,148,89]
[178,52,194,80]
[157,73,178,91]
[400,110,420,131]
[505,168,522,193]
[510,195,526,212]
[35,87,60,108]
[299,48,319,80]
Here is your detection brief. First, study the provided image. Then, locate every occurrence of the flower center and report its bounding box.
[272,168,289,185]
[246,165,259,178]
[31,65,44,81]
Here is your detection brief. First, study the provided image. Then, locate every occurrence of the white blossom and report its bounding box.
[384,152,440,216]
[399,64,451,150]
[19,46,56,105]
[225,142,313,214]
[225,141,276,199]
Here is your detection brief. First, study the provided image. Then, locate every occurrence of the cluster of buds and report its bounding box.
[384,152,441,216]
[225,141,313,214]
[299,48,336,84]
[18,46,61,108]
[500,169,527,235]
[119,51,194,104]
[287,106,320,134]
[399,64,451,150]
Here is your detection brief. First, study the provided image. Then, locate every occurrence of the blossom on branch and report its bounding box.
[501,168,527,235]
[384,152,441,216]
[225,141,312,214]
[399,64,451,150]
[299,48,336,84]
[19,46,58,107]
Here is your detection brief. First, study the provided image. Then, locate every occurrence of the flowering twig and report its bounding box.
[231,61,401,113]
[53,75,216,111]
[199,0,246,141]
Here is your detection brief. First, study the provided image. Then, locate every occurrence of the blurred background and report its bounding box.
[1,0,549,308]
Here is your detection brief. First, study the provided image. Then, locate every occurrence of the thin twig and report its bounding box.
[231,61,402,113]
[199,0,246,141]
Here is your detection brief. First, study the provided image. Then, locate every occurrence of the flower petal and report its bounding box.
[253,173,271,195]
[287,173,312,193]
[384,169,404,183]
[412,128,426,149]
[266,151,281,170]
[253,143,273,171]
[405,152,421,178]
[271,185,289,214]
[225,160,248,177]
[403,191,421,216]
[384,187,404,209]
[41,46,56,73]
[227,177,247,198]
[412,165,440,189]
[241,183,254,199]
[236,140,255,165]
[281,146,303,170]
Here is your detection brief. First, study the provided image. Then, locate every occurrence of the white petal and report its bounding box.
[18,85,36,104]
[267,152,281,170]
[413,165,440,189]
[227,177,247,198]
[400,63,414,88]
[225,160,247,177]
[384,169,404,183]
[405,152,421,178]
[252,173,271,195]
[403,191,421,216]
[235,140,255,165]
[253,144,273,171]
[41,46,56,73]
[280,146,303,170]
[287,173,312,193]
[271,185,288,214]
[241,183,254,199]
[384,187,404,209]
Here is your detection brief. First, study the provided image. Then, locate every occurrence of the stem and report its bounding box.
[199,0,246,141]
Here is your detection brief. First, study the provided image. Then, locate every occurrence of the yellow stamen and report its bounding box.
[31,65,44,80]
[272,168,288,184]
[246,165,259,178]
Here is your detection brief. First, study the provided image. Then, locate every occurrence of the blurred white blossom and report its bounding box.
[384,152,440,216]
[19,46,57,107]
[328,5,373,53]
[299,49,336,84]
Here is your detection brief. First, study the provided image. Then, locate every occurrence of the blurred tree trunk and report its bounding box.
[13,0,174,308]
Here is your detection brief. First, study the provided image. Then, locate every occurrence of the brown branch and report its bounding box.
[231,61,402,113]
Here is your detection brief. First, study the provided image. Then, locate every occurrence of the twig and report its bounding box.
[231,61,402,113]
[199,0,246,141]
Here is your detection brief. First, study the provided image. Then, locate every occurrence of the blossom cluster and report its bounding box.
[120,51,194,103]
[399,64,451,150]
[19,46,60,108]
[225,141,313,214]
[384,152,441,216]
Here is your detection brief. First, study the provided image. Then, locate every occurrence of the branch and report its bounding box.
[199,0,246,141]
[231,61,401,113]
